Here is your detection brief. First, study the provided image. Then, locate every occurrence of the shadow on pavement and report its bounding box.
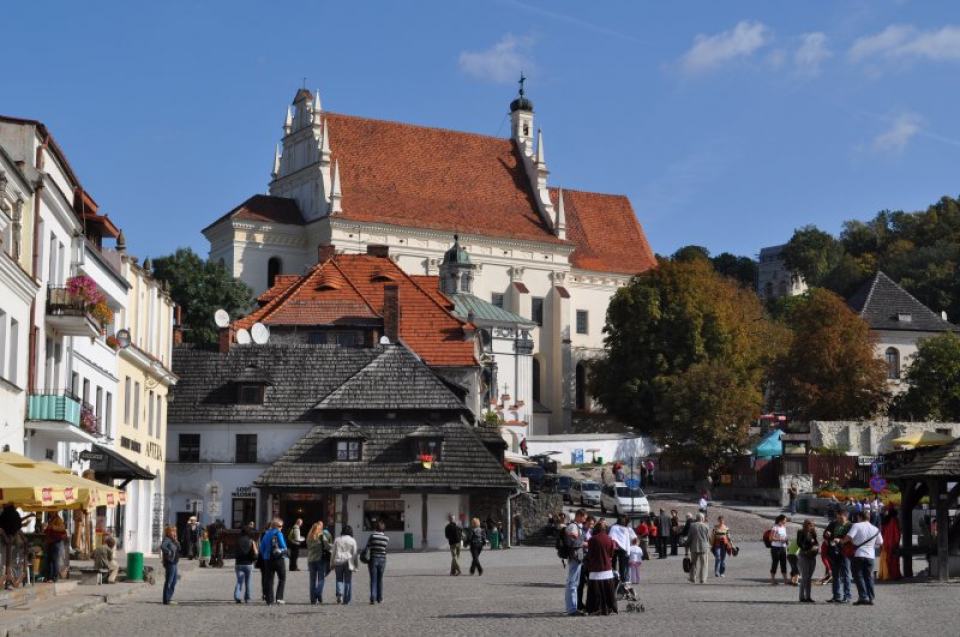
[438,611,562,619]
[508,582,565,589]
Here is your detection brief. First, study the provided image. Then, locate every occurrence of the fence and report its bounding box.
[722,455,871,489]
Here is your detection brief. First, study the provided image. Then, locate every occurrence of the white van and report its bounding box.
[600,482,650,515]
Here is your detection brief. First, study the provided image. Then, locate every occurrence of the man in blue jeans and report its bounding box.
[845,511,883,606]
[366,521,389,604]
[824,510,852,603]
[160,525,181,605]
[563,509,586,616]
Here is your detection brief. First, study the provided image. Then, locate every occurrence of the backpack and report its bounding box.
[762,528,773,549]
[555,529,570,560]
[236,535,254,560]
[270,532,283,558]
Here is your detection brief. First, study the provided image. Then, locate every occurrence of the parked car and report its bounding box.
[519,466,546,492]
[600,482,650,516]
[542,475,574,503]
[571,480,602,507]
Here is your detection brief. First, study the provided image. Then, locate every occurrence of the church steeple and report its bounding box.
[439,235,476,295]
[510,73,535,157]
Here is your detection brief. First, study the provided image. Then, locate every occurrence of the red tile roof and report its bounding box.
[554,188,657,275]
[234,255,476,367]
[203,194,303,233]
[325,112,562,245]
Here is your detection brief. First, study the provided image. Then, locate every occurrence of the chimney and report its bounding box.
[383,284,400,344]
[218,327,234,353]
[366,244,390,258]
[172,305,184,345]
[318,244,336,262]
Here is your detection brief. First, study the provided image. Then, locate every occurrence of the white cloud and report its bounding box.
[794,32,831,76]
[459,34,535,84]
[849,24,960,64]
[872,113,922,152]
[679,20,771,74]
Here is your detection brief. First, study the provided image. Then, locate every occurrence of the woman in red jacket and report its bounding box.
[585,520,618,615]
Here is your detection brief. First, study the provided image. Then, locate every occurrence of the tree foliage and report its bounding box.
[768,288,889,421]
[782,195,960,315]
[891,332,960,421]
[151,248,253,346]
[671,244,758,289]
[589,258,785,471]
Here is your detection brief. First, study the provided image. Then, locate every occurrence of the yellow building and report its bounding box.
[112,243,177,553]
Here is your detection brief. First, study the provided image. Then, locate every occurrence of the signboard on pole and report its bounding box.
[869,476,887,493]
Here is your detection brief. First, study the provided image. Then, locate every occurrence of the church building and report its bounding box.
[202,82,656,434]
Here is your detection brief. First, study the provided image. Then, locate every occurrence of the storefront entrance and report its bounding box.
[280,494,328,530]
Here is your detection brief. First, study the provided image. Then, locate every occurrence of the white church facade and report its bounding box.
[202,84,656,434]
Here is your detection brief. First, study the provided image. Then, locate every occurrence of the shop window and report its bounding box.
[336,440,362,461]
[178,433,200,462]
[232,498,256,529]
[363,499,404,532]
[236,434,258,463]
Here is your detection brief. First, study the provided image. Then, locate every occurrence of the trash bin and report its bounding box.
[403,532,414,550]
[596,456,603,465]
[126,551,144,583]
[490,530,500,550]
[797,498,809,514]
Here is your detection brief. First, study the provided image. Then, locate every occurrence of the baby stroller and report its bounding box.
[615,573,644,612]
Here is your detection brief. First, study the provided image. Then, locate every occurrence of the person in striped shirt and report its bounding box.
[366,521,389,604]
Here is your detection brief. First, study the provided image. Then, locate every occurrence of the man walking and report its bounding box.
[657,508,671,558]
[844,511,883,605]
[563,509,586,616]
[687,513,711,584]
[669,509,681,556]
[825,509,853,603]
[287,518,303,571]
[445,515,463,576]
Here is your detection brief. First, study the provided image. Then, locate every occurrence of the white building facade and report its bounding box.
[757,244,807,301]
[203,86,657,435]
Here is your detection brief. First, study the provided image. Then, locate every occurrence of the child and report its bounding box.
[628,537,643,585]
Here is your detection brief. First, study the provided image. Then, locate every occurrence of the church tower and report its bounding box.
[510,73,535,156]
[439,235,476,295]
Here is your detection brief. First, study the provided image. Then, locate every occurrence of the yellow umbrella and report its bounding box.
[0,452,124,509]
[891,431,956,448]
[0,463,72,509]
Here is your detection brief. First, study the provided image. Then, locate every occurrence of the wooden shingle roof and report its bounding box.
[885,437,960,479]
[848,271,957,333]
[254,419,515,491]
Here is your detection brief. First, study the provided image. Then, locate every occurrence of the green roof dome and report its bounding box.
[443,235,471,265]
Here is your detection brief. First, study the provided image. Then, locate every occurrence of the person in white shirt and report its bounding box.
[769,515,789,585]
[843,512,883,605]
[608,515,638,587]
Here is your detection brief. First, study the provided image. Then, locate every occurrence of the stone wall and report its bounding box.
[512,492,564,545]
[810,420,960,455]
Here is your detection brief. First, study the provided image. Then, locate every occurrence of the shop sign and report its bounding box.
[79,450,105,462]
[857,456,881,467]
[232,486,255,498]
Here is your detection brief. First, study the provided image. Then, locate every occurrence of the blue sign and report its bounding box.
[571,448,584,465]
[625,478,640,489]
[869,476,887,493]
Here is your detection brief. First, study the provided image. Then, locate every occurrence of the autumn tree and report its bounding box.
[152,248,253,346]
[589,258,785,471]
[768,288,889,420]
[891,332,960,421]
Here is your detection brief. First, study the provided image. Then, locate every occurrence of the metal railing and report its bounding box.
[45,286,91,317]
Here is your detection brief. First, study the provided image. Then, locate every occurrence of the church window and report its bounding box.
[531,297,544,326]
[576,310,589,335]
[267,257,283,288]
[491,293,505,309]
[532,358,542,403]
[885,347,900,380]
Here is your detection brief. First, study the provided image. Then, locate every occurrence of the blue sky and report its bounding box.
[3,1,960,261]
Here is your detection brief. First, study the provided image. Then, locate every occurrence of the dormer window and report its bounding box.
[237,384,264,405]
[897,313,912,323]
[417,438,442,461]
[408,425,444,463]
[336,440,362,461]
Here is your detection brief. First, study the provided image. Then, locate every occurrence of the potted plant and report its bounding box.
[419,453,434,469]
[105,335,120,351]
[80,405,98,434]
[90,301,114,331]
[66,275,105,305]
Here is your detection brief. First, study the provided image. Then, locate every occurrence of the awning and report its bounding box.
[504,451,537,466]
[754,430,783,459]
[891,431,955,449]
[88,445,155,482]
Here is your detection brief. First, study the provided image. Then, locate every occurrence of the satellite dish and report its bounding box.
[379,335,391,345]
[251,322,270,345]
[214,309,230,328]
[115,329,132,349]
[236,328,251,345]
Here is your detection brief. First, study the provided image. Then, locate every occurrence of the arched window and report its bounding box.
[575,362,587,411]
[885,347,900,380]
[267,257,282,288]
[532,358,541,403]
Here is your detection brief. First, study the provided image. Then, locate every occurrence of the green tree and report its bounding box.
[151,248,253,346]
[781,225,844,287]
[891,332,960,421]
[671,245,711,263]
[711,252,758,289]
[589,258,784,472]
[769,288,888,420]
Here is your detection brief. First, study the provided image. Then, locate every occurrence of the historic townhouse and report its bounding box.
[0,145,39,453]
[202,85,656,435]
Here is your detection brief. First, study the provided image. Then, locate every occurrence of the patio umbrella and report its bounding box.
[0,452,124,509]
[0,463,72,509]
[891,431,956,449]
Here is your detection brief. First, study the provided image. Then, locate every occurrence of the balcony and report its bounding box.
[45,286,101,338]
[26,392,100,444]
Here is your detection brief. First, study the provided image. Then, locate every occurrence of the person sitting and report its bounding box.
[92,536,119,583]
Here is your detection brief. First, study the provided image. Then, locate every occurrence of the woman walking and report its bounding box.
[365,520,389,604]
[332,525,359,604]
[467,517,487,576]
[259,518,288,605]
[160,526,181,605]
[710,516,732,578]
[768,515,789,585]
[796,519,819,603]
[233,526,258,603]
[584,520,617,615]
[306,521,333,604]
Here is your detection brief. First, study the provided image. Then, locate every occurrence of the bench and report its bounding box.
[77,568,112,585]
